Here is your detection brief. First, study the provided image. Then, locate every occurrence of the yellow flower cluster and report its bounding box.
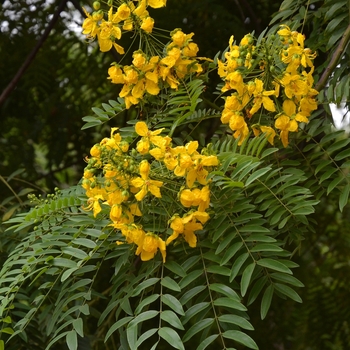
[107,29,203,109]
[218,26,318,147]
[82,0,167,54]
[82,122,218,262]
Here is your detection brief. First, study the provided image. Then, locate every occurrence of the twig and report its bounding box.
[315,24,350,92]
[0,0,68,107]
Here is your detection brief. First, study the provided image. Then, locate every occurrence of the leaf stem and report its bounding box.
[315,24,350,92]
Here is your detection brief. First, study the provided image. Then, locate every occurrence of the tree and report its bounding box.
[0,0,349,349]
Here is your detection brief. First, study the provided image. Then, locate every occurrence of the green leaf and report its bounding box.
[181,302,210,325]
[257,258,292,274]
[212,221,232,242]
[91,107,109,120]
[105,316,133,342]
[161,277,181,292]
[0,340,4,350]
[222,330,259,349]
[135,294,160,315]
[247,276,267,306]
[52,258,77,269]
[334,147,350,161]
[162,294,185,315]
[183,318,214,342]
[209,283,240,300]
[339,183,350,212]
[245,234,276,243]
[327,138,350,154]
[2,316,12,324]
[250,243,283,252]
[79,304,90,316]
[161,310,184,330]
[213,297,247,311]
[135,328,158,348]
[270,272,304,287]
[196,334,219,350]
[241,263,255,297]
[61,267,78,282]
[66,330,77,350]
[179,270,203,289]
[126,324,137,350]
[206,265,231,276]
[180,285,206,305]
[72,238,96,249]
[274,283,302,303]
[245,167,271,186]
[165,260,187,277]
[230,253,249,281]
[81,121,102,130]
[1,327,14,335]
[73,318,84,338]
[129,310,159,328]
[327,176,343,195]
[131,278,160,297]
[220,242,243,265]
[261,284,274,320]
[158,327,185,350]
[218,315,254,330]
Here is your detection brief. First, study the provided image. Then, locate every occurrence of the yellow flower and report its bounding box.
[141,16,154,33]
[135,121,163,138]
[84,194,103,217]
[166,211,209,247]
[183,42,199,57]
[275,101,301,148]
[97,7,124,53]
[135,122,165,154]
[108,65,125,84]
[134,0,147,17]
[172,141,198,177]
[224,71,245,95]
[148,0,167,8]
[171,29,187,47]
[136,233,166,262]
[182,221,201,247]
[280,73,309,99]
[275,116,297,147]
[90,144,101,157]
[227,113,249,145]
[124,66,139,84]
[283,99,309,123]
[116,3,131,20]
[82,8,102,39]
[132,51,147,68]
[260,126,276,145]
[299,96,318,117]
[253,126,276,145]
[248,79,276,116]
[180,186,211,211]
[179,189,194,207]
[221,93,250,125]
[131,160,163,201]
[110,204,123,222]
[186,155,218,188]
[116,223,145,245]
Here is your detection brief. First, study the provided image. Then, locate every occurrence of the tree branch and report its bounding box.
[0,0,68,106]
[315,24,350,92]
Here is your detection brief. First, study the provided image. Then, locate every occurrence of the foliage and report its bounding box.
[1,0,350,349]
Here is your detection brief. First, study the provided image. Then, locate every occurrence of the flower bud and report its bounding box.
[93,1,100,10]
